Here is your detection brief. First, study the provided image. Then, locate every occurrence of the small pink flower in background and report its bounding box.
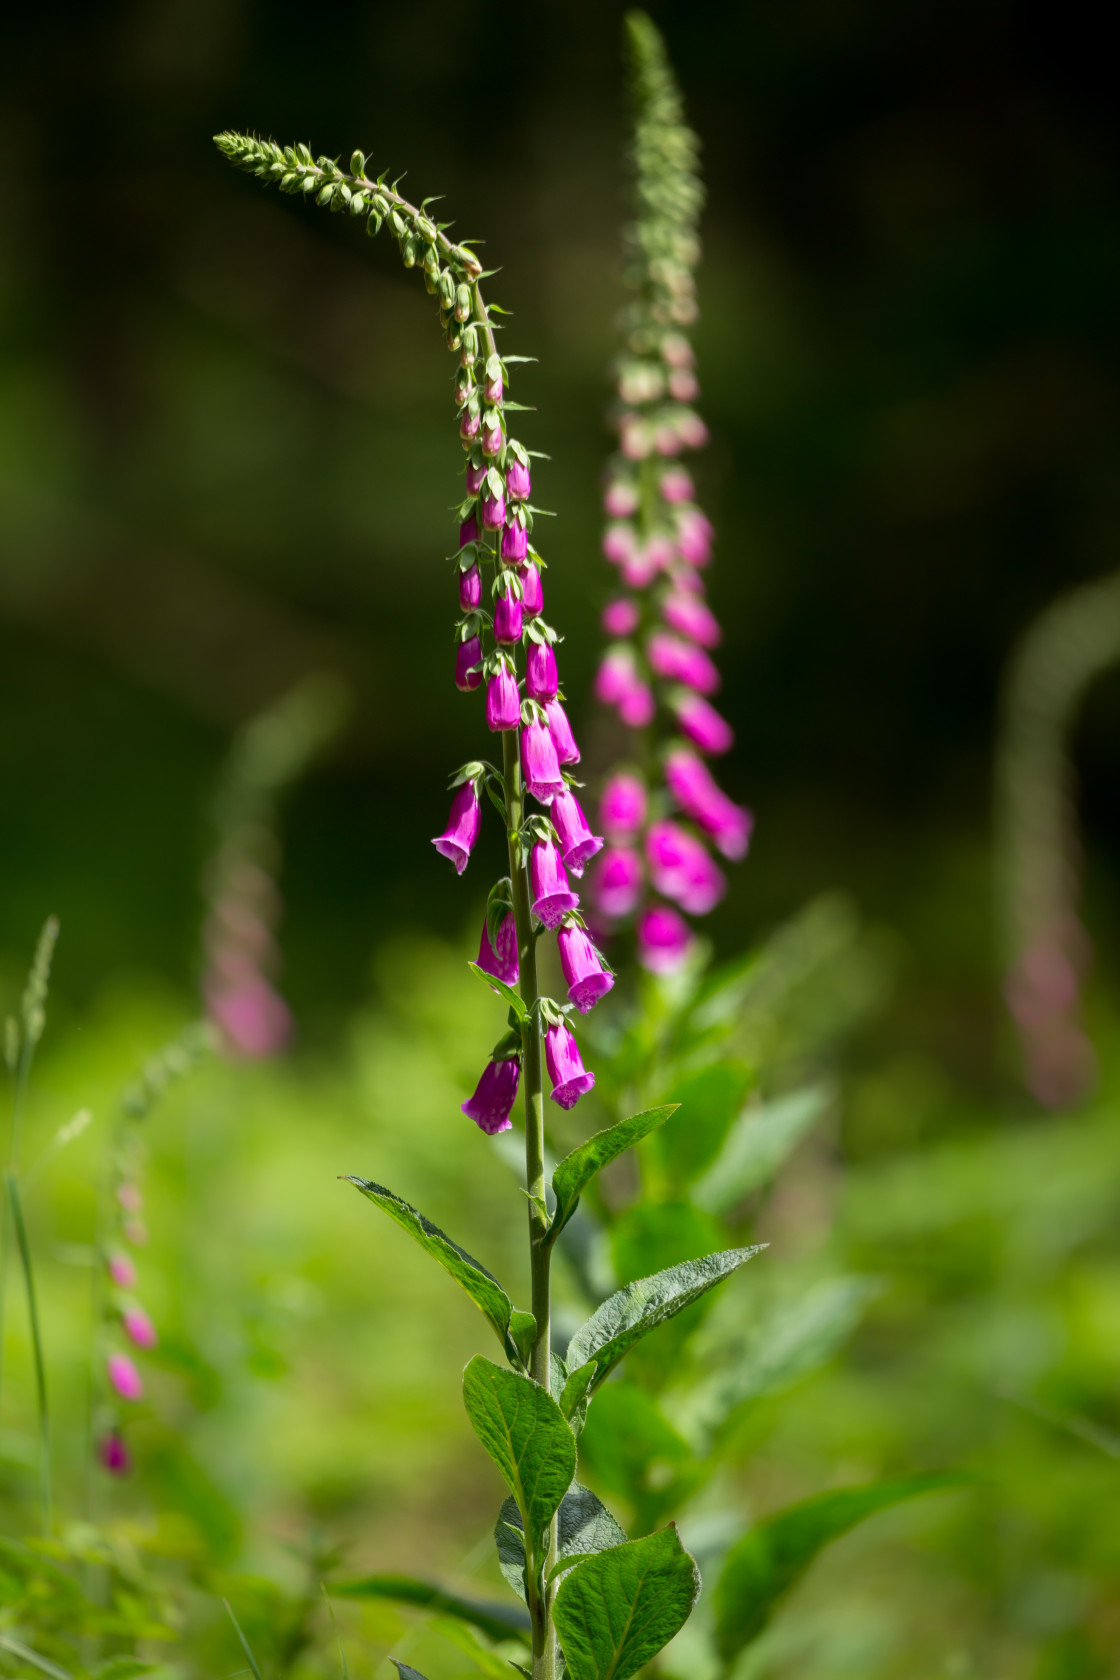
[123,1306,158,1350]
[118,1183,142,1214]
[107,1352,144,1402]
[108,1252,137,1289]
[99,1431,131,1476]
[638,905,694,973]
[600,772,647,840]
[593,848,644,919]
[208,977,293,1059]
[674,692,735,756]
[602,598,640,637]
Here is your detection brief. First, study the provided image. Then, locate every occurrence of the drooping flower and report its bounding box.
[662,591,721,647]
[544,1021,595,1109]
[123,1306,158,1350]
[544,699,580,765]
[593,847,643,918]
[501,521,529,563]
[530,839,579,928]
[477,910,519,987]
[519,561,544,615]
[521,719,565,804]
[462,1057,521,1135]
[208,980,293,1059]
[506,458,531,500]
[480,482,506,529]
[494,582,523,644]
[459,514,479,550]
[107,1352,143,1402]
[558,924,614,1014]
[108,1252,137,1289]
[455,636,483,692]
[647,631,720,694]
[674,692,734,755]
[526,642,558,701]
[602,598,640,637]
[432,780,482,874]
[646,820,726,914]
[637,905,693,973]
[459,564,482,611]
[551,789,604,876]
[664,748,752,859]
[486,665,521,731]
[600,772,647,840]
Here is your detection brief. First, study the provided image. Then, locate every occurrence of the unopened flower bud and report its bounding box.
[544,698,580,765]
[494,582,523,644]
[601,598,640,637]
[551,789,604,876]
[462,1057,520,1135]
[454,282,473,322]
[481,415,503,457]
[459,514,479,550]
[530,839,579,927]
[675,692,734,756]
[669,369,700,402]
[485,370,503,404]
[455,636,483,691]
[638,905,694,973]
[481,483,506,530]
[661,332,693,369]
[619,680,655,728]
[118,1184,142,1214]
[501,522,529,564]
[558,925,614,1014]
[438,270,456,310]
[525,642,558,702]
[604,480,639,519]
[602,522,637,565]
[662,591,721,647]
[545,1021,595,1109]
[460,325,479,365]
[600,772,646,839]
[123,1306,158,1350]
[455,368,474,407]
[466,461,487,495]
[660,466,693,504]
[459,565,481,611]
[99,1430,131,1475]
[477,911,518,987]
[460,408,480,442]
[677,411,709,449]
[506,458,531,500]
[519,562,544,615]
[486,666,521,732]
[431,780,482,874]
[677,508,713,566]
[108,1253,137,1290]
[521,719,565,803]
[107,1351,143,1402]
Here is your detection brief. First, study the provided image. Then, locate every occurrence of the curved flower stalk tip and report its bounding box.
[590,13,752,971]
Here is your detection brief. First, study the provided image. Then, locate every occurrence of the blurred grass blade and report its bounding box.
[223,1600,265,1680]
[6,1169,51,1532]
[0,1630,73,1679]
[320,1583,349,1680]
[714,1473,965,1661]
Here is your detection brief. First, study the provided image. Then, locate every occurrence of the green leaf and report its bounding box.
[332,1573,530,1641]
[693,1084,832,1213]
[565,1248,763,1398]
[656,1063,753,1184]
[223,1600,264,1680]
[463,1356,576,1546]
[714,1475,963,1660]
[391,1664,431,1680]
[575,1382,700,1532]
[0,1632,73,1680]
[496,1483,628,1602]
[553,1525,701,1680]
[509,1310,537,1368]
[550,1106,678,1237]
[469,960,527,1021]
[345,1180,513,1355]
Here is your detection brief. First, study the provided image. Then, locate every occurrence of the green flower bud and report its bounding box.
[366,211,383,236]
[349,191,367,215]
[401,235,418,268]
[460,324,479,366]
[438,270,456,310]
[447,321,463,352]
[454,282,473,323]
[316,183,335,207]
[331,184,351,213]
[388,208,406,238]
[350,149,366,176]
[301,175,317,194]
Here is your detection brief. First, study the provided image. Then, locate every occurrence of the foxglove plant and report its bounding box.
[592,13,752,973]
[217,123,764,1680]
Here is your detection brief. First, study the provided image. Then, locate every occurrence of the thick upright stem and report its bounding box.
[501,729,557,1680]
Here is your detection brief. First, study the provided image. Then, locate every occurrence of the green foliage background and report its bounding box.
[2,2,1120,1677]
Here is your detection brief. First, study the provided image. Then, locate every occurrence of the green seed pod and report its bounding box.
[454,282,473,323]
[350,149,366,176]
[316,183,335,207]
[301,175,318,194]
[349,191,367,215]
[331,184,351,213]
[438,269,456,310]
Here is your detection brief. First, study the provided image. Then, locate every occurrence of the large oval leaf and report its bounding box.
[553,1525,700,1680]
[463,1356,576,1547]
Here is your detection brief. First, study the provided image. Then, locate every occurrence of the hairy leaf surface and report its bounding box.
[496,1483,628,1602]
[714,1474,962,1659]
[565,1247,763,1397]
[553,1525,700,1680]
[463,1356,576,1545]
[345,1179,512,1353]
[551,1106,677,1236]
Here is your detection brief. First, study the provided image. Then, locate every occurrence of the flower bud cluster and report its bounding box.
[590,15,751,974]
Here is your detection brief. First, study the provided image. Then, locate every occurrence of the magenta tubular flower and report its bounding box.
[676,508,713,565]
[558,925,614,1014]
[675,692,734,755]
[107,1352,143,1402]
[526,641,558,701]
[460,408,480,442]
[466,461,487,495]
[602,598,640,637]
[108,1253,136,1289]
[603,522,637,565]
[544,699,580,765]
[477,910,519,987]
[459,564,482,611]
[545,1021,595,1109]
[551,789,604,875]
[595,646,633,704]
[210,980,293,1059]
[648,631,720,693]
[494,583,523,644]
[459,514,479,550]
[638,905,694,973]
[519,562,544,615]
[620,546,661,589]
[506,458,531,500]
[662,591,721,647]
[600,772,647,840]
[481,483,506,530]
[660,466,693,503]
[456,635,483,691]
[664,748,753,860]
[431,780,482,873]
[486,666,521,731]
[521,719,565,804]
[530,839,579,927]
[502,521,529,563]
[99,1430,131,1475]
[593,847,643,918]
[618,680,655,728]
[462,1057,521,1135]
[481,415,503,456]
[646,820,725,914]
[604,480,639,518]
[123,1306,158,1350]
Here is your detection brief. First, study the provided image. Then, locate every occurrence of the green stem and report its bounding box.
[6,1170,51,1534]
[0,1036,36,1410]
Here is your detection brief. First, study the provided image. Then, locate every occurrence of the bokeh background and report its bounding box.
[3,1,1120,1675]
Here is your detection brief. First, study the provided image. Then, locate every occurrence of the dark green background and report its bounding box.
[2,0,1117,1078]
